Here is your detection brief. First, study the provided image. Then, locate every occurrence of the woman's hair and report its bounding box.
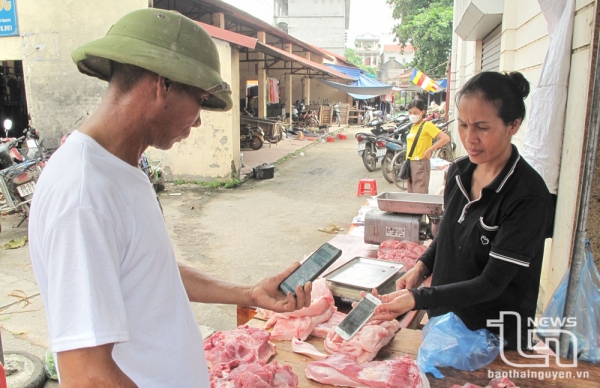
[408,99,427,112]
[456,71,530,125]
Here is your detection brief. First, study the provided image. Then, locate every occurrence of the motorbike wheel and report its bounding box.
[362,143,377,172]
[381,152,395,183]
[308,118,319,128]
[433,146,455,162]
[4,351,47,388]
[391,150,408,190]
[249,136,264,150]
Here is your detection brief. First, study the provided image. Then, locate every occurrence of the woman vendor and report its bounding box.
[405,99,450,193]
[372,72,555,349]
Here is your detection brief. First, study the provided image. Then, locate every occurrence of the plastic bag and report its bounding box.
[44,350,58,380]
[417,312,503,378]
[537,241,600,363]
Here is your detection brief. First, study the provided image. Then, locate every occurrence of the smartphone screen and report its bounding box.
[335,294,380,340]
[279,243,342,296]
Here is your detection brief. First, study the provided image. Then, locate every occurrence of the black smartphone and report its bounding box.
[278,242,342,296]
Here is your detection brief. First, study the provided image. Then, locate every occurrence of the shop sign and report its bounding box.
[0,0,18,37]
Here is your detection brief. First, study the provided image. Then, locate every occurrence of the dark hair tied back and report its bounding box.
[456,71,530,125]
[507,72,530,99]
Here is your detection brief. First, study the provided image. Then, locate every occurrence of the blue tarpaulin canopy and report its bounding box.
[319,64,394,99]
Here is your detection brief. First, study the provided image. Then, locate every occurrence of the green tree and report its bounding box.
[344,48,378,77]
[387,0,453,76]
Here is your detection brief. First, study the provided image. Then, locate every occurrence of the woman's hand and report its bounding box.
[423,148,433,159]
[396,261,429,290]
[371,289,416,321]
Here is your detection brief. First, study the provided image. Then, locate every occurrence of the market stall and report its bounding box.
[226,192,600,388]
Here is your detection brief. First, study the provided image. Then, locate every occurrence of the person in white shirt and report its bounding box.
[28,9,312,388]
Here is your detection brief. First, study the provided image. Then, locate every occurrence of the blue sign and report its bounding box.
[0,0,18,37]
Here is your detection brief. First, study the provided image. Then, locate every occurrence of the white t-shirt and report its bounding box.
[29,131,209,387]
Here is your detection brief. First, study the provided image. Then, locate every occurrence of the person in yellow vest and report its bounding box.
[406,99,450,193]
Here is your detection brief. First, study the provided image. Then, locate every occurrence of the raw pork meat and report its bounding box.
[204,325,276,369]
[324,319,401,363]
[377,240,427,270]
[311,310,347,338]
[264,278,335,341]
[291,337,328,360]
[305,353,425,388]
[210,360,298,388]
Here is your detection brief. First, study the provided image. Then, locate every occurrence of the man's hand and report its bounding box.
[249,262,313,313]
[57,344,137,388]
[396,261,429,290]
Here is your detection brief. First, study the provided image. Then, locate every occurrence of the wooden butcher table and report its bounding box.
[244,317,600,388]
[236,234,600,387]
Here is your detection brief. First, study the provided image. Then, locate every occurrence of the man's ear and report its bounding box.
[155,75,171,99]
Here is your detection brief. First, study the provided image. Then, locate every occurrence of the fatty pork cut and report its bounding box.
[264,278,336,341]
[204,325,276,369]
[324,319,401,363]
[291,337,329,360]
[210,360,298,388]
[305,353,425,388]
[311,310,347,339]
[377,239,427,270]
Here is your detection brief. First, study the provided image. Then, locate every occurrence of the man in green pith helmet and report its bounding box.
[28,9,312,387]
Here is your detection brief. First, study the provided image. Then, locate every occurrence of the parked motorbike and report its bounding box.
[377,121,412,187]
[240,124,265,150]
[356,132,387,172]
[0,158,43,229]
[431,119,456,162]
[356,120,410,172]
[0,136,25,170]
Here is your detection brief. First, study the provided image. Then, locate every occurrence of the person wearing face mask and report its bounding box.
[366,72,555,350]
[405,99,450,193]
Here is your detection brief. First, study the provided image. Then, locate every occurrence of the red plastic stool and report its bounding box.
[357,179,378,196]
[337,133,347,140]
[326,136,335,142]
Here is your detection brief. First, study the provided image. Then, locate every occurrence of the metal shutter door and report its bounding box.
[482,24,501,72]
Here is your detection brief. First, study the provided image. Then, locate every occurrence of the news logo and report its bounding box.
[487,311,578,368]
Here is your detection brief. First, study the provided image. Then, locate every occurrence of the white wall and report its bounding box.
[449,0,598,308]
[276,0,347,54]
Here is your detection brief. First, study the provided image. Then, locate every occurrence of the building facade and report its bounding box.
[354,33,380,68]
[274,0,351,56]
[380,43,415,66]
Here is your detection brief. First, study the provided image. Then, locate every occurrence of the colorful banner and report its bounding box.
[0,0,19,37]
[410,68,441,94]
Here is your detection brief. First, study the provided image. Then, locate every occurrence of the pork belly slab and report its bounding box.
[305,353,425,388]
[203,325,276,369]
[264,278,336,341]
[311,310,347,339]
[210,360,298,388]
[324,319,402,363]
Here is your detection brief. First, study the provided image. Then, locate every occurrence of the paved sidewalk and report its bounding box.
[240,125,348,176]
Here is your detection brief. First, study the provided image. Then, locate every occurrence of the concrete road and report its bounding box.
[0,124,399,385]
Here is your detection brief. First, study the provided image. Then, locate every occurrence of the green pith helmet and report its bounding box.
[71,8,232,112]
